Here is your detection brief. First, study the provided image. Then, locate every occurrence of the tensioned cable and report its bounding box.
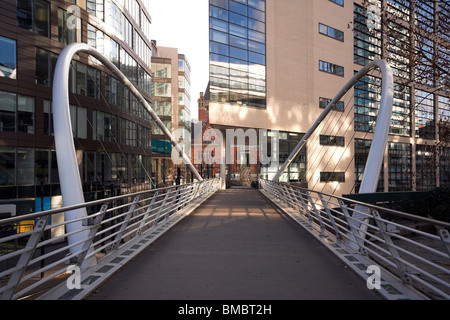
[306,68,384,194]
[307,87,356,192]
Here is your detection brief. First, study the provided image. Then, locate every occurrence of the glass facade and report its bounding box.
[260,131,306,183]
[209,0,266,108]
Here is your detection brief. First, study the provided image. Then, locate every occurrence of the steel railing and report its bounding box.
[0,178,220,300]
[260,179,450,300]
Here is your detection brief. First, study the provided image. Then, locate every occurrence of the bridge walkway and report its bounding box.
[87,188,382,300]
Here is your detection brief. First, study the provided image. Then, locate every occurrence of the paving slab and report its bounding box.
[87,189,382,300]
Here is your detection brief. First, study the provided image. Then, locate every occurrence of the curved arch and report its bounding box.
[272,59,394,195]
[52,43,202,267]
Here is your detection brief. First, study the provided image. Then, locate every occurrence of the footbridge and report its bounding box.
[0,44,449,300]
[1,179,449,300]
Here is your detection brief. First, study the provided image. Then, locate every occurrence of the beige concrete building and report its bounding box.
[207,0,450,195]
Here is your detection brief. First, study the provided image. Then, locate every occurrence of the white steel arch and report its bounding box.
[273,59,394,196]
[52,43,202,268]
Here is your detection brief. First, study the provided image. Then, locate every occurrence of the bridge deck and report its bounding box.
[87,189,382,300]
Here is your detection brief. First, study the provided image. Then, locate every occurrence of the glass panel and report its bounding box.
[0,91,16,133]
[0,147,15,185]
[77,107,88,139]
[0,36,17,79]
[17,0,33,31]
[17,95,34,134]
[34,0,50,37]
[76,62,87,96]
[17,148,34,185]
[35,149,49,184]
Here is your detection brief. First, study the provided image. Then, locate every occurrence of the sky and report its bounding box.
[147,0,209,120]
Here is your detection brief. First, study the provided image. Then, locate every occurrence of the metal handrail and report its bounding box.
[260,179,450,300]
[0,178,220,300]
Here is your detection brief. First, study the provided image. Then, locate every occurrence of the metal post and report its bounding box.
[297,189,312,222]
[372,210,412,285]
[319,194,342,243]
[136,192,159,236]
[153,191,170,227]
[306,191,325,235]
[2,215,49,300]
[111,197,140,250]
[77,204,108,266]
[339,200,367,254]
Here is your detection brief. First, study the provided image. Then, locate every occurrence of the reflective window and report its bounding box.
[388,142,412,191]
[319,60,344,77]
[58,8,80,45]
[0,91,34,134]
[416,145,436,190]
[415,89,435,140]
[0,147,15,186]
[17,148,35,185]
[17,0,50,37]
[17,95,35,134]
[319,23,344,41]
[354,139,384,193]
[209,0,266,108]
[0,91,16,132]
[0,36,17,80]
[36,48,58,86]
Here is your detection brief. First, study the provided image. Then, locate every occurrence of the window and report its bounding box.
[329,0,344,6]
[44,100,53,136]
[319,60,344,77]
[415,90,435,140]
[0,36,17,80]
[416,145,436,191]
[93,110,117,142]
[69,105,88,139]
[58,8,80,45]
[0,91,34,134]
[36,48,58,86]
[0,91,16,133]
[87,0,104,20]
[319,23,344,41]
[0,147,16,186]
[71,61,101,99]
[320,172,345,183]
[319,97,345,112]
[440,147,450,188]
[353,4,382,66]
[354,139,384,193]
[17,0,50,37]
[17,95,35,134]
[17,148,35,185]
[320,135,345,147]
[388,142,412,191]
[121,118,138,147]
[209,0,267,108]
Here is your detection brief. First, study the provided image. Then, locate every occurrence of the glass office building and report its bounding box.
[209,0,266,108]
